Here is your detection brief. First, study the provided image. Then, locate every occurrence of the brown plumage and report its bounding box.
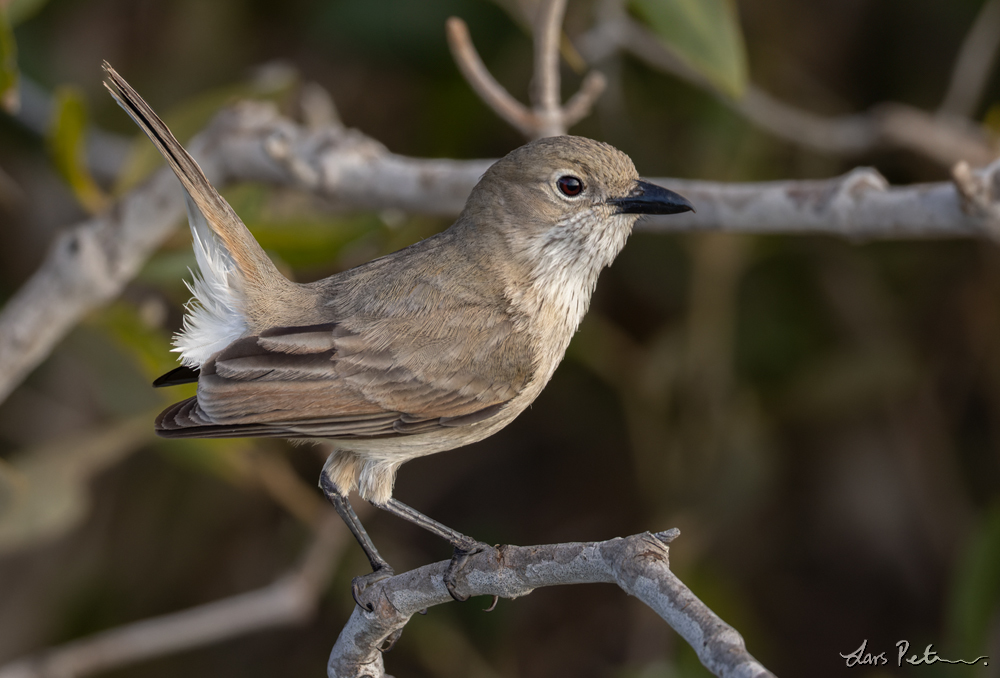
[103,62,693,604]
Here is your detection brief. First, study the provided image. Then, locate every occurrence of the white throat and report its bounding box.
[516,211,635,357]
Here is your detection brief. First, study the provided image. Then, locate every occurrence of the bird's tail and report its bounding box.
[103,62,292,366]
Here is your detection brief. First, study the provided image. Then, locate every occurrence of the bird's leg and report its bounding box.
[375,497,493,602]
[319,473,394,610]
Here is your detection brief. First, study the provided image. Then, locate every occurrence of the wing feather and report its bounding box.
[155,319,533,440]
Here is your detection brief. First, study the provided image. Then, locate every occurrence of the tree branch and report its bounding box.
[0,102,491,406]
[327,530,774,678]
[939,0,1000,117]
[0,161,189,406]
[2,100,999,409]
[640,163,1000,238]
[578,14,998,167]
[531,0,567,136]
[0,515,349,678]
[445,17,536,137]
[447,6,605,139]
[562,70,608,128]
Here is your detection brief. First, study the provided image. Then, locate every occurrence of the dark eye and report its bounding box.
[557,175,584,197]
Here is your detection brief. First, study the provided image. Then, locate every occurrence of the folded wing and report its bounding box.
[155,319,531,440]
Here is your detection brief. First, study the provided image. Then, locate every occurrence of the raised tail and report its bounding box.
[103,62,294,367]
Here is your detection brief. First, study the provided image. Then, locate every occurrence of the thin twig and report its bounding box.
[561,70,607,128]
[448,8,605,139]
[874,102,995,167]
[939,0,1000,117]
[327,530,774,678]
[532,0,567,135]
[0,515,350,678]
[579,15,998,167]
[248,448,329,526]
[445,17,536,136]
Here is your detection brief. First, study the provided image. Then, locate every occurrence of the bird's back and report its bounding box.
[156,220,539,443]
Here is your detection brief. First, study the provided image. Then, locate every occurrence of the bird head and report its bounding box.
[463,135,693,280]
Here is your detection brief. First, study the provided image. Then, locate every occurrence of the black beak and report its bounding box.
[609,180,695,215]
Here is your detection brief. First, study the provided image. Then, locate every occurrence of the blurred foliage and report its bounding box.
[630,0,748,98]
[0,414,154,555]
[47,85,107,213]
[0,1,999,677]
[947,501,1000,660]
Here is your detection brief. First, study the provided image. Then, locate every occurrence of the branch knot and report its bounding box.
[952,158,1000,240]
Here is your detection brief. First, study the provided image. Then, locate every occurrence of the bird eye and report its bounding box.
[556,175,584,197]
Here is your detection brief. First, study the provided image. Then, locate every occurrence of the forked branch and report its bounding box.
[328,530,775,678]
[577,6,998,168]
[939,0,1000,117]
[446,0,606,139]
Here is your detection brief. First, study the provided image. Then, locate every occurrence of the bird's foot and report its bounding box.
[444,540,494,602]
[351,565,395,611]
[378,629,404,653]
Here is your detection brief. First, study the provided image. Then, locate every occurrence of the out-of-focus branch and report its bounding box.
[642,162,1000,238]
[562,71,608,128]
[951,158,1000,241]
[13,74,131,181]
[444,17,537,137]
[3,100,1000,408]
[0,415,156,555]
[531,0,567,136]
[939,0,1000,117]
[0,161,189,407]
[739,90,994,167]
[0,514,349,678]
[578,15,998,167]
[0,101,491,407]
[328,530,774,678]
[446,2,606,139]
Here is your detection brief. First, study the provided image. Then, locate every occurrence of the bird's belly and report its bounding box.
[340,404,522,464]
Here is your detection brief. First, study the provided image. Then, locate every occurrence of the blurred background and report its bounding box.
[1,0,1000,676]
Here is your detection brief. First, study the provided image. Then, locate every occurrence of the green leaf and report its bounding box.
[630,0,748,99]
[0,5,19,113]
[47,86,109,213]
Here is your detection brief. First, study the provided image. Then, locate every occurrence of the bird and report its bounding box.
[103,61,694,607]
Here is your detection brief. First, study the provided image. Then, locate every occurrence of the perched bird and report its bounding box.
[103,62,693,606]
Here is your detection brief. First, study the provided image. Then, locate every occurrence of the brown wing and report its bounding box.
[155,318,532,440]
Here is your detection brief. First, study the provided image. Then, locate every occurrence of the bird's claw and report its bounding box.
[351,566,395,611]
[443,542,491,602]
[378,628,404,653]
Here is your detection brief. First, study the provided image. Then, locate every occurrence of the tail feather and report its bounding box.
[103,62,290,367]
